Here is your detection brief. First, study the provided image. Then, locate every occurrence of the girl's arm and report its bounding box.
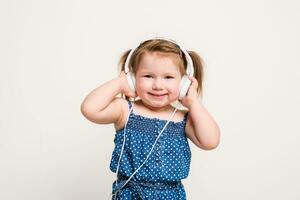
[80,72,136,125]
[181,77,221,150]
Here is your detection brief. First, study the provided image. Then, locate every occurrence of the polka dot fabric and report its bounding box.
[110,101,192,199]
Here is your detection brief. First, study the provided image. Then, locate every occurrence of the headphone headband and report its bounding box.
[124,37,194,77]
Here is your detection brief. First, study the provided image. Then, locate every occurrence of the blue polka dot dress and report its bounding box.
[110,100,192,199]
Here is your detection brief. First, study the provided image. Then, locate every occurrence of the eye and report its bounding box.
[165,76,174,79]
[144,75,153,78]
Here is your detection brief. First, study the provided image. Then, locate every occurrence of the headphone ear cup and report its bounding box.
[126,72,136,93]
[179,75,191,100]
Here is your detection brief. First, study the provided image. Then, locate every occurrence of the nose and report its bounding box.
[152,78,163,90]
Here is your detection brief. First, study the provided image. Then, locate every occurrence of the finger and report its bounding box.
[189,77,198,88]
[189,76,198,82]
[130,91,137,98]
[126,90,136,98]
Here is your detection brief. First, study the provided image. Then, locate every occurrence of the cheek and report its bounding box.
[167,81,181,94]
[135,79,150,93]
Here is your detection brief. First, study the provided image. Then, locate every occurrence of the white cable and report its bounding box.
[110,100,134,200]
[111,101,179,197]
[115,100,134,185]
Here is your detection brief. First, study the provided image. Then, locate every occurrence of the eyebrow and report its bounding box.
[138,71,177,76]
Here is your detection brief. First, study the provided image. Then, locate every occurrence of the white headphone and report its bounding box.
[124,37,194,100]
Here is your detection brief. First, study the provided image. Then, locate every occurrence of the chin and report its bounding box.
[139,94,177,106]
[151,100,174,108]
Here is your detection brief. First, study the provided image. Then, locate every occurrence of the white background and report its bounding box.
[1,0,299,199]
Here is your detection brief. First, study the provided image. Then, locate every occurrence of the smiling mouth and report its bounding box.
[149,93,167,97]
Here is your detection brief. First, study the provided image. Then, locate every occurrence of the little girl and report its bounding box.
[81,38,220,199]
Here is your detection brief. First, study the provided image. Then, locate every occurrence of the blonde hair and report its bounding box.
[118,39,205,97]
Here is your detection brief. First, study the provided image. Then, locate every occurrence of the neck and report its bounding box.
[137,100,174,114]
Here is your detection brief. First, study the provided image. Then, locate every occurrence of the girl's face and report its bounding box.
[135,52,183,111]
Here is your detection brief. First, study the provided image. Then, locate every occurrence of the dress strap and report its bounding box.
[127,100,132,109]
[127,99,135,110]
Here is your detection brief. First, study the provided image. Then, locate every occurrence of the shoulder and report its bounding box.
[172,102,188,122]
[177,109,188,122]
[114,98,130,131]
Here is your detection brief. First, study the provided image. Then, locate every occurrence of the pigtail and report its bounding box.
[188,51,205,98]
[118,50,131,73]
[118,50,132,100]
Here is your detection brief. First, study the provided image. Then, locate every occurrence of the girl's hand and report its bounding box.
[180,76,199,109]
[118,71,137,98]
